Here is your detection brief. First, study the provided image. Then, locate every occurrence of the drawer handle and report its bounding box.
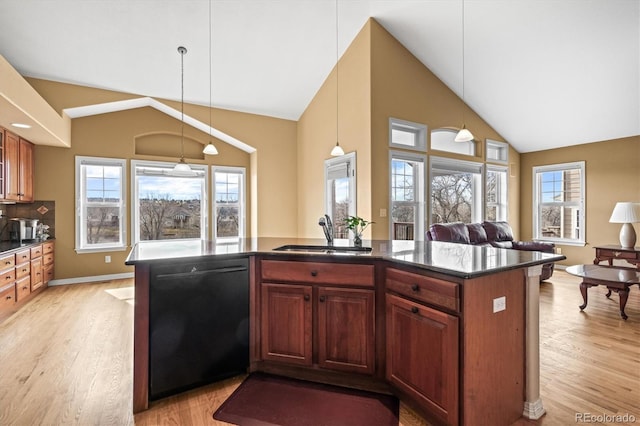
[5,261,11,265]
[411,284,419,292]
[5,276,11,280]
[6,295,12,300]
[319,295,326,303]
[304,294,310,301]
[310,270,318,277]
[22,286,28,290]
[411,306,419,314]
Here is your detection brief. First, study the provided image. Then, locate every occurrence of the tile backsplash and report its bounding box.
[0,200,55,241]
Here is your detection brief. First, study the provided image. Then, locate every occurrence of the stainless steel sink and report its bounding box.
[273,244,372,254]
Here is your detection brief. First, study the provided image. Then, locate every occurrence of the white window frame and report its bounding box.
[212,165,246,241]
[324,152,357,237]
[389,118,427,151]
[430,128,476,156]
[533,161,586,245]
[429,156,483,225]
[486,165,508,222]
[486,139,509,164]
[75,156,127,253]
[131,160,209,244]
[389,150,426,241]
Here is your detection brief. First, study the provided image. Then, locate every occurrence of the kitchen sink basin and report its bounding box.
[273,244,372,254]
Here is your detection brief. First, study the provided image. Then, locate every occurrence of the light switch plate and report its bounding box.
[493,296,506,313]
[380,208,387,217]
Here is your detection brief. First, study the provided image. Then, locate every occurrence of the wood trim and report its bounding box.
[132,263,150,413]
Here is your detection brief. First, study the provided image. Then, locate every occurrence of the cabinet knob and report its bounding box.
[310,270,318,277]
[319,295,326,303]
[411,306,419,314]
[411,284,419,292]
[304,294,310,301]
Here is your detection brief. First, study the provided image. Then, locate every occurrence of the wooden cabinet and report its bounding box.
[0,241,54,322]
[259,258,376,376]
[3,129,34,202]
[386,293,459,425]
[261,283,312,366]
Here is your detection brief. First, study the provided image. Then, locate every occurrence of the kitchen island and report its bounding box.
[126,238,565,426]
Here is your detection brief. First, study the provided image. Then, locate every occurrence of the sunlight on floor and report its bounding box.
[105,287,135,305]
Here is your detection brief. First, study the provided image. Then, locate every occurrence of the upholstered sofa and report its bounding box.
[426,221,556,281]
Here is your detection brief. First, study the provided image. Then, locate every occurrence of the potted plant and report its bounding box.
[344,215,374,247]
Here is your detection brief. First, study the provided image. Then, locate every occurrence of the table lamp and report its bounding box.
[609,202,640,248]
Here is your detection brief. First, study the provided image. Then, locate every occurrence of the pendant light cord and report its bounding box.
[461,0,465,125]
[335,0,339,146]
[209,0,213,136]
[179,46,186,159]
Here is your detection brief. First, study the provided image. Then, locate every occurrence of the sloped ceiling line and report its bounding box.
[63,97,256,154]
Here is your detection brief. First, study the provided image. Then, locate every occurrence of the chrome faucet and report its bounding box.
[318,214,334,246]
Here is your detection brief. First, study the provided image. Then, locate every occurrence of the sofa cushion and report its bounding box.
[482,221,514,242]
[429,222,471,244]
[467,223,488,245]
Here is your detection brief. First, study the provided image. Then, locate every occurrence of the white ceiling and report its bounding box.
[0,0,638,153]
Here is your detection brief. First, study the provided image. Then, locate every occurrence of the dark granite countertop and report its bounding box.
[0,240,50,255]
[125,238,566,279]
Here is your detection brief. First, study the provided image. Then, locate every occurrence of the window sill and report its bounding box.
[75,246,129,254]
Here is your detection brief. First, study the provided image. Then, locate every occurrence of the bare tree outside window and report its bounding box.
[431,173,473,224]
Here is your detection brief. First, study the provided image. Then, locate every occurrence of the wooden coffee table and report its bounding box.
[566,264,640,320]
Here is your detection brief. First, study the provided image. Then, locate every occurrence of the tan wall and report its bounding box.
[369,20,520,239]
[297,22,372,238]
[520,136,640,267]
[28,78,297,280]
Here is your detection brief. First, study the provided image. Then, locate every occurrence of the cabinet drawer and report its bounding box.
[0,253,16,271]
[31,244,43,258]
[43,265,54,284]
[261,260,374,287]
[43,242,54,255]
[15,262,31,279]
[386,267,459,312]
[15,248,31,264]
[43,253,54,266]
[0,268,15,285]
[1,283,16,311]
[16,276,31,301]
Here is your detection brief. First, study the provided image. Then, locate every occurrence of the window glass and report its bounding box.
[213,167,245,240]
[486,166,508,221]
[533,162,585,244]
[325,153,356,239]
[75,157,126,252]
[132,161,207,243]
[390,152,425,240]
[431,128,475,156]
[430,156,483,224]
[389,118,427,151]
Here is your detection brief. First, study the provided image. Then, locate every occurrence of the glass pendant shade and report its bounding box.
[331,142,345,156]
[173,158,191,173]
[203,142,218,155]
[454,126,474,142]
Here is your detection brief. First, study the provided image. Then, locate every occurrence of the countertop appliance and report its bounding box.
[10,218,39,242]
[148,257,249,401]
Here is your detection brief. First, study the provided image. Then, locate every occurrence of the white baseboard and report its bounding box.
[555,264,567,271]
[48,272,134,286]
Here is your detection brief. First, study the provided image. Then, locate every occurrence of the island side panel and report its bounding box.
[249,255,260,370]
[461,268,525,426]
[133,263,150,413]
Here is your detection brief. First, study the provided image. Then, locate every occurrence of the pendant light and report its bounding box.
[203,0,219,156]
[174,46,193,173]
[330,0,345,157]
[454,0,474,143]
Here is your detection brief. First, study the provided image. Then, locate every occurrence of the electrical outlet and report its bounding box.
[105,255,111,263]
[493,296,506,313]
[380,208,387,217]
[556,247,562,254]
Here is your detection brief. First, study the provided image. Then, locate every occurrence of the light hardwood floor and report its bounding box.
[0,271,638,425]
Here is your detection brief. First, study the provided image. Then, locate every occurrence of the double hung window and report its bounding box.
[213,166,246,240]
[75,156,126,252]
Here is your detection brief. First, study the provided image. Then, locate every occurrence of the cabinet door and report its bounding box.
[30,257,43,291]
[261,283,312,366]
[317,287,375,374]
[4,131,19,201]
[386,293,459,426]
[18,139,34,202]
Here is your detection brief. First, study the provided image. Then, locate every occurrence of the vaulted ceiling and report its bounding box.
[0,0,638,153]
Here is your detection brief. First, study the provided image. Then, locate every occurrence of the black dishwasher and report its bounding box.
[149,257,249,400]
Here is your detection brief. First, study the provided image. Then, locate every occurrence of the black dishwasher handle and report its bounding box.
[155,266,248,280]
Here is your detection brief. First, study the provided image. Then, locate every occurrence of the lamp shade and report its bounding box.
[203,142,219,155]
[609,202,640,223]
[454,126,474,142]
[331,143,345,156]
